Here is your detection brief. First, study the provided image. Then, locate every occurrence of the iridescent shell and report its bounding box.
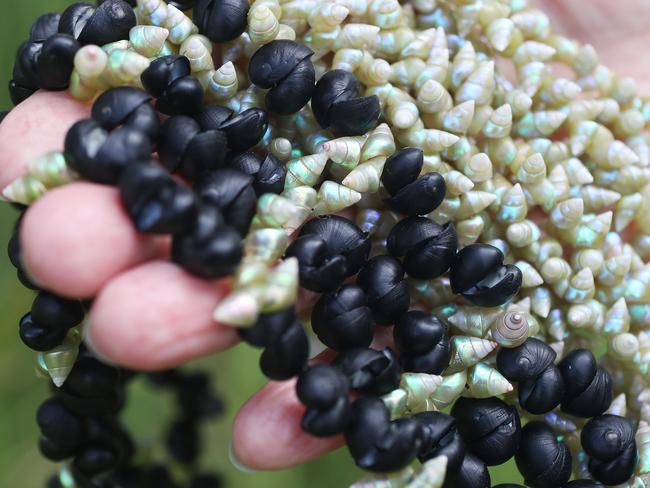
[446,336,497,374]
[448,306,500,338]
[313,181,362,215]
[284,153,328,189]
[491,310,531,348]
[129,25,170,57]
[497,183,528,223]
[43,329,82,387]
[464,362,513,398]
[430,370,467,411]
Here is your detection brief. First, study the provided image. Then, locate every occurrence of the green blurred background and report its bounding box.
[0,3,519,486]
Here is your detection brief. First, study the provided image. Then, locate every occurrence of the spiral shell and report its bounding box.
[42,329,82,387]
[416,79,452,114]
[456,61,495,106]
[129,25,170,57]
[313,181,362,215]
[483,103,513,139]
[446,336,498,374]
[248,5,280,45]
[284,153,328,189]
[465,362,514,398]
[179,34,214,73]
[321,136,363,170]
[400,372,442,413]
[491,310,531,348]
[341,156,385,193]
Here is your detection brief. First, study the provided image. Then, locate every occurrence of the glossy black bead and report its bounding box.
[385,172,446,216]
[194,0,249,42]
[171,205,243,278]
[74,442,120,476]
[39,435,78,461]
[333,347,400,396]
[496,338,564,414]
[158,116,227,180]
[119,162,198,234]
[59,1,136,46]
[92,87,159,140]
[515,421,572,488]
[65,356,120,398]
[442,453,491,488]
[37,398,84,452]
[311,69,380,135]
[297,364,351,437]
[29,13,61,41]
[195,168,257,235]
[254,154,286,195]
[387,217,457,279]
[237,307,294,348]
[226,150,262,175]
[31,292,84,330]
[141,55,203,116]
[558,349,612,417]
[259,320,309,380]
[286,215,370,292]
[451,396,521,466]
[381,147,423,194]
[449,243,522,307]
[176,372,224,419]
[19,313,67,351]
[218,108,268,150]
[65,119,152,184]
[357,255,409,325]
[8,73,37,105]
[167,418,199,463]
[581,414,637,485]
[394,311,451,374]
[36,34,80,90]
[168,0,196,9]
[413,411,465,471]
[344,397,423,472]
[196,104,233,129]
[312,285,374,351]
[249,40,315,115]
[16,40,42,88]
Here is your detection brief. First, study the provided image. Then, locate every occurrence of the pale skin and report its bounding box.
[1,0,648,471]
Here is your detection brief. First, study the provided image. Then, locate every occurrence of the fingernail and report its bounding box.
[229,442,257,473]
[84,320,118,366]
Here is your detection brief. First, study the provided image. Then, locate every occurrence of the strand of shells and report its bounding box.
[4,1,650,486]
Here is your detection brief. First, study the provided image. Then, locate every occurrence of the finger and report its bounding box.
[0,91,89,189]
[87,260,239,370]
[232,379,344,470]
[21,182,164,298]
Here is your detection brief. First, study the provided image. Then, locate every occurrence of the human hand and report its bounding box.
[1,0,647,473]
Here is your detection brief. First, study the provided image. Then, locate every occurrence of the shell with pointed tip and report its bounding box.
[446,336,497,374]
[491,310,531,348]
[465,362,514,398]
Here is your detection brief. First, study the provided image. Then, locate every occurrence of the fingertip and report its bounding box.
[0,91,89,189]
[21,182,158,298]
[232,380,344,470]
[87,261,239,370]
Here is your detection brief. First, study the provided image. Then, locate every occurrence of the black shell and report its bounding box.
[238,307,295,348]
[218,108,269,150]
[64,119,152,184]
[450,244,522,307]
[36,34,80,90]
[413,411,465,471]
[515,421,572,488]
[254,154,286,195]
[344,397,423,472]
[74,442,120,476]
[311,69,381,136]
[381,147,423,195]
[158,115,201,172]
[17,40,42,88]
[171,205,243,279]
[19,312,67,352]
[249,41,315,115]
[442,453,491,488]
[357,255,410,325]
[92,87,159,140]
[259,320,309,380]
[451,396,521,466]
[385,172,446,216]
[29,13,62,42]
[167,418,199,463]
[31,292,84,331]
[119,162,198,234]
[59,1,136,46]
[581,415,637,486]
[141,55,202,116]
[168,0,196,9]
[297,364,351,437]
[194,168,257,235]
[394,311,451,374]
[286,216,370,293]
[387,217,458,279]
[37,398,84,453]
[312,285,374,351]
[496,338,564,414]
[226,151,262,175]
[558,349,612,418]
[64,356,120,398]
[333,347,401,396]
[196,104,234,130]
[194,0,249,43]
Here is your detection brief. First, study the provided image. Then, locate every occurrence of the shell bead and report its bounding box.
[334,348,401,396]
[141,55,203,115]
[297,364,351,436]
[357,255,410,325]
[311,285,374,350]
[193,0,249,43]
[248,40,315,115]
[515,422,572,488]
[59,1,137,46]
[312,69,381,135]
[414,411,465,470]
[393,311,451,375]
[558,349,613,418]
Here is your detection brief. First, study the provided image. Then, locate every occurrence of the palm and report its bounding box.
[1,0,646,470]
